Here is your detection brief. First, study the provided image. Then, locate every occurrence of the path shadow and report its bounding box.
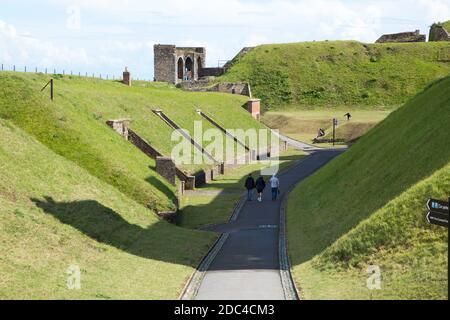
[31,196,203,267]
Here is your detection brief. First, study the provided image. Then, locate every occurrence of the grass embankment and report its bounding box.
[287,77,450,299]
[0,71,269,299]
[220,41,450,110]
[0,72,265,211]
[0,120,215,299]
[441,20,450,31]
[262,110,390,147]
[179,148,306,229]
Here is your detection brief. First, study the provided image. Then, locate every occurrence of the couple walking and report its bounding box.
[245,173,280,202]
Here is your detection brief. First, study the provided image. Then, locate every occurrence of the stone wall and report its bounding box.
[128,129,195,190]
[214,83,251,96]
[178,81,251,97]
[128,129,162,159]
[429,25,450,42]
[106,119,130,140]
[199,67,224,77]
[154,44,206,84]
[376,30,426,43]
[156,157,177,186]
[107,120,195,192]
[154,45,177,83]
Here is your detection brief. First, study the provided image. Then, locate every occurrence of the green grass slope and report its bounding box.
[0,120,215,299]
[0,72,263,211]
[220,41,450,110]
[287,76,450,299]
[444,21,450,31]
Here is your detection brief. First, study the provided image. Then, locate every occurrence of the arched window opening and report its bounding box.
[177,57,184,80]
[185,57,193,81]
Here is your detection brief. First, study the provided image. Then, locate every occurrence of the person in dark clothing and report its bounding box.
[255,176,266,202]
[244,174,256,201]
[344,113,352,121]
[317,128,325,138]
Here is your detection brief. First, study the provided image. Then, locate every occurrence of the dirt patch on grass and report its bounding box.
[262,113,330,134]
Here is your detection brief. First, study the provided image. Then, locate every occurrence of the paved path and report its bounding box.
[193,149,344,300]
[183,189,242,197]
[271,130,322,151]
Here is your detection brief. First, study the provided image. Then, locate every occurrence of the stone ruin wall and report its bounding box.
[178,81,251,97]
[154,45,177,83]
[429,25,450,42]
[154,45,206,84]
[376,30,426,43]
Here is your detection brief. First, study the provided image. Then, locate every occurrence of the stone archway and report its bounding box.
[177,57,184,80]
[185,57,193,81]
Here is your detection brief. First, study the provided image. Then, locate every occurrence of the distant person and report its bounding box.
[269,174,280,201]
[344,113,352,121]
[255,176,266,202]
[245,174,256,201]
[317,128,325,138]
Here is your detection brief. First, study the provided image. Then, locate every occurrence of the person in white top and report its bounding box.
[269,174,280,201]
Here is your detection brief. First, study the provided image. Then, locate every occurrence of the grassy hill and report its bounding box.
[287,76,450,299]
[0,72,263,212]
[0,119,216,299]
[220,41,450,110]
[0,71,268,298]
[262,109,390,147]
[436,20,450,32]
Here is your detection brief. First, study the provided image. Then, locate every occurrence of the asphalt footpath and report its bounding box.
[195,149,344,300]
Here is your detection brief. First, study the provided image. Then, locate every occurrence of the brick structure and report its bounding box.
[429,24,450,41]
[154,45,208,84]
[106,119,130,139]
[247,99,261,121]
[123,67,131,86]
[376,30,426,43]
[156,157,177,186]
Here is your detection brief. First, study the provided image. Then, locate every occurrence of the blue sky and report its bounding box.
[1,0,449,80]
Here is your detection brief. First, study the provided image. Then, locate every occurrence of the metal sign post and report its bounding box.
[332,118,338,146]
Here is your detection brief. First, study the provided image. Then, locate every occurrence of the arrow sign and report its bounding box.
[427,211,449,228]
[426,198,449,228]
[427,199,449,215]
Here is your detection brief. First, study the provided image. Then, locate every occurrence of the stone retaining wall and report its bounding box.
[107,120,195,192]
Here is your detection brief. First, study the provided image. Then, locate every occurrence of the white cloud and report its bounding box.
[2,0,449,77]
[0,20,89,68]
[419,0,450,23]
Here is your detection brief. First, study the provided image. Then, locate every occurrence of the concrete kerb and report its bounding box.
[276,149,346,300]
[179,233,230,300]
[278,183,302,300]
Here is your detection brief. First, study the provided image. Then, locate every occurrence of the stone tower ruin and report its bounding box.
[154,45,206,84]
